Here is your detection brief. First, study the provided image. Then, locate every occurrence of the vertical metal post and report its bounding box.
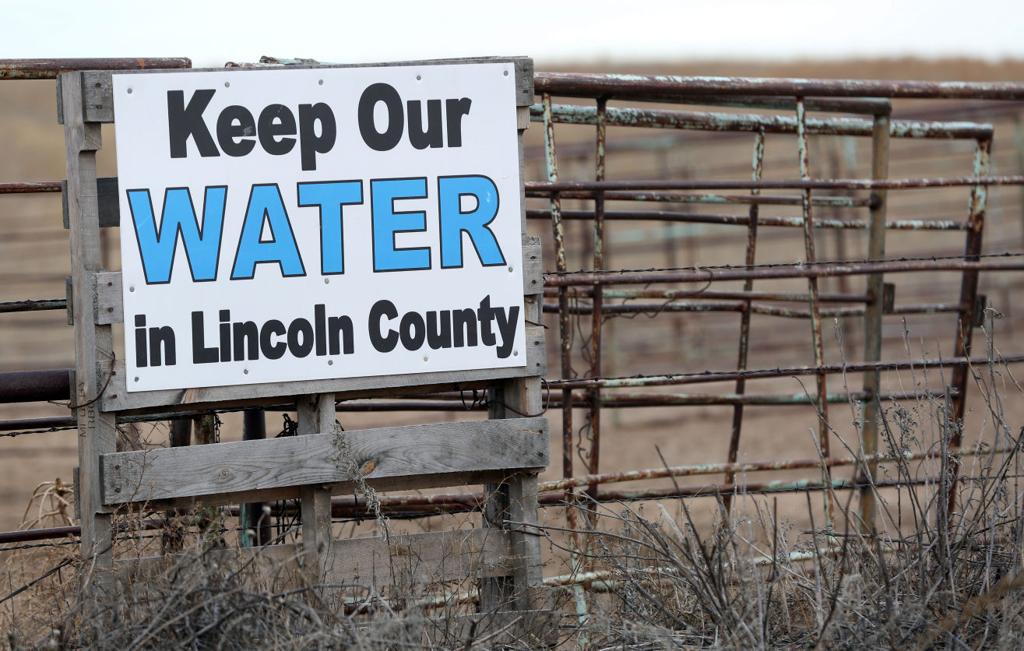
[829,142,852,297]
[859,111,890,531]
[587,98,606,505]
[61,71,116,587]
[169,418,191,447]
[539,93,583,622]
[658,149,684,363]
[948,137,991,516]
[240,409,270,546]
[723,130,765,511]
[796,99,832,522]
[1013,114,1024,248]
[542,95,575,515]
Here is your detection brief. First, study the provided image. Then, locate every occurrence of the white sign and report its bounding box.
[112,63,526,392]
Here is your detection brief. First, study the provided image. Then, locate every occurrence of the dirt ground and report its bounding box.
[2,57,1024,543]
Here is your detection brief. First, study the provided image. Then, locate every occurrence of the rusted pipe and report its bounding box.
[0,58,191,79]
[0,182,62,194]
[547,353,1024,391]
[0,369,71,404]
[725,131,765,510]
[0,416,75,432]
[531,103,992,140]
[533,72,1024,101]
[544,287,872,304]
[525,176,1024,195]
[532,191,871,207]
[0,299,66,314]
[587,97,607,504]
[543,256,1024,287]
[525,208,967,231]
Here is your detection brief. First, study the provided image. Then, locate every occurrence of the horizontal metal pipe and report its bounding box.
[540,445,1012,492]
[543,257,1024,287]
[326,474,993,519]
[532,103,992,140]
[586,476,957,503]
[526,176,1024,196]
[525,208,967,231]
[531,191,871,207]
[580,95,893,115]
[0,518,165,546]
[334,390,940,411]
[544,301,743,315]
[543,301,961,318]
[544,287,871,303]
[549,353,1024,391]
[0,299,66,314]
[0,182,61,194]
[533,72,1024,101]
[0,369,71,404]
[0,58,191,79]
[0,525,78,545]
[0,416,75,432]
[568,389,929,407]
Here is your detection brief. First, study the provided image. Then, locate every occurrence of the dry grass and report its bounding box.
[3,363,1024,649]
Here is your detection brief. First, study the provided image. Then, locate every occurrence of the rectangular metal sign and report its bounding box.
[112,63,526,392]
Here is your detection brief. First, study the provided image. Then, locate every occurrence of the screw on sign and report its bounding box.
[112,63,527,391]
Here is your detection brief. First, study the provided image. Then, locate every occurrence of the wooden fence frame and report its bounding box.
[59,57,549,615]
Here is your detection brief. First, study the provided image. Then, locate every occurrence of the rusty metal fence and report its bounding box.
[3,61,1024,552]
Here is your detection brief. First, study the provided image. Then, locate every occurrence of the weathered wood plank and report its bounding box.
[118,528,513,592]
[299,394,334,578]
[522,236,542,296]
[62,176,118,228]
[481,90,547,614]
[100,324,544,414]
[94,272,120,325]
[101,417,548,505]
[82,57,533,123]
[93,237,541,325]
[61,71,119,573]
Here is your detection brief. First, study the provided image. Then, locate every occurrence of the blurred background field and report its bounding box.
[3,56,1024,534]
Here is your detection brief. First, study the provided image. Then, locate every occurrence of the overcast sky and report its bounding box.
[3,0,1021,66]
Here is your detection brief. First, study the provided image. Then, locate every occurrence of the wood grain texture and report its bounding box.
[101,417,548,505]
[299,394,334,578]
[94,272,120,325]
[118,528,513,592]
[61,71,118,575]
[82,57,533,123]
[480,90,546,614]
[62,176,118,228]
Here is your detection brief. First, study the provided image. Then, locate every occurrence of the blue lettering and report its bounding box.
[297,180,363,275]
[231,184,305,280]
[370,178,430,272]
[127,186,227,284]
[438,175,504,268]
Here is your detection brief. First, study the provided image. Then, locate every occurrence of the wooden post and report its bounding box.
[68,58,545,626]
[298,394,334,580]
[480,88,544,613]
[60,71,116,588]
[859,113,890,531]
